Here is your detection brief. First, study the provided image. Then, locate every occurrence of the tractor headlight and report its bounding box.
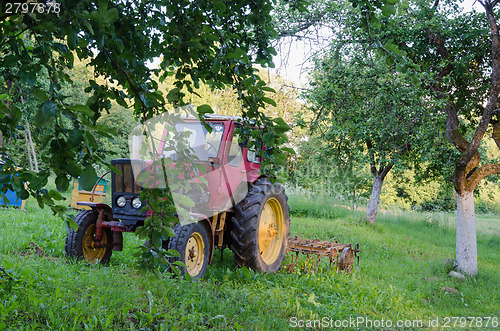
[116,196,126,207]
[132,197,142,209]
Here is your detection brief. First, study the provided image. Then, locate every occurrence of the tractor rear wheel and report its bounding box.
[230,177,290,272]
[65,210,114,264]
[167,222,210,279]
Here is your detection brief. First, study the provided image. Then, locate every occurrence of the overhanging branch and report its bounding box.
[468,162,500,189]
[459,2,500,165]
[444,101,469,153]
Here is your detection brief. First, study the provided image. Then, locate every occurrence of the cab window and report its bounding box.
[246,140,261,163]
[228,134,242,167]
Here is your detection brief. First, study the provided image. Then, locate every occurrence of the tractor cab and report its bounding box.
[110,116,261,230]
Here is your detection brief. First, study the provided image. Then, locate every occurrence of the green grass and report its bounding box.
[0,192,499,330]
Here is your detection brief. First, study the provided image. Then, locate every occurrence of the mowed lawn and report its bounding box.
[0,193,498,330]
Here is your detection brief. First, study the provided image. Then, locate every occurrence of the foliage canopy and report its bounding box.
[0,0,292,271]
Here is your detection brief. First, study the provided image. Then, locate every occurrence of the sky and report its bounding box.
[271,0,483,87]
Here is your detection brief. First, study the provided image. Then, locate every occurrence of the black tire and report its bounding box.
[230,177,290,272]
[65,210,114,264]
[167,222,210,279]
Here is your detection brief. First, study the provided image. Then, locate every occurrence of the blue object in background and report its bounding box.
[0,163,25,207]
[1,189,23,207]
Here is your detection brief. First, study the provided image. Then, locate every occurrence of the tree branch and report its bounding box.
[380,163,394,180]
[468,162,500,189]
[458,3,500,167]
[422,16,472,154]
[102,48,151,113]
[424,28,453,80]
[444,101,470,153]
[0,27,30,49]
[366,140,379,176]
[277,12,326,39]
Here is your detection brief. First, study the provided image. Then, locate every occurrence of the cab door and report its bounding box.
[211,122,249,210]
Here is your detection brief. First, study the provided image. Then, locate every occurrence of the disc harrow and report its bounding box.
[285,236,360,273]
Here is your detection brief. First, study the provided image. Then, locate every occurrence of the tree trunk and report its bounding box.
[455,190,477,276]
[366,175,384,224]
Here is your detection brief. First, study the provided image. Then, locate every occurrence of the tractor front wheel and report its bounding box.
[65,210,114,264]
[167,222,210,278]
[230,177,290,272]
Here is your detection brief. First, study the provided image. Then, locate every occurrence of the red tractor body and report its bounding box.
[66,115,291,278]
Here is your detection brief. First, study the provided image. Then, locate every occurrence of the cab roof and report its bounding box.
[204,114,242,122]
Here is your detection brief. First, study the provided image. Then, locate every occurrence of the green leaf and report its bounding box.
[28,172,49,191]
[166,88,181,103]
[273,117,290,130]
[67,217,78,231]
[242,266,250,281]
[382,4,396,17]
[66,30,77,50]
[165,227,176,238]
[85,132,98,149]
[213,0,227,13]
[18,171,36,182]
[68,105,94,117]
[171,192,195,208]
[80,165,98,191]
[172,261,186,268]
[65,161,82,178]
[33,89,48,102]
[20,70,37,85]
[102,8,119,25]
[83,21,94,34]
[262,97,276,107]
[19,189,29,200]
[171,265,181,276]
[282,147,296,154]
[261,86,276,93]
[1,195,10,205]
[48,189,64,201]
[10,176,22,193]
[262,132,274,146]
[104,163,121,174]
[55,174,69,192]
[152,231,162,248]
[197,104,213,115]
[166,249,180,257]
[2,55,17,67]
[211,61,221,74]
[35,100,57,126]
[68,129,84,147]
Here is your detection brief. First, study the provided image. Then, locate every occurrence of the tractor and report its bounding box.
[65,114,290,278]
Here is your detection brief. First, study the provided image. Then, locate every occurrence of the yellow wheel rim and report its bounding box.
[185,232,205,277]
[82,224,107,263]
[258,197,284,265]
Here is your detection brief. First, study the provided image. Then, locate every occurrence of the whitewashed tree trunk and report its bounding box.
[456,190,477,276]
[366,175,384,224]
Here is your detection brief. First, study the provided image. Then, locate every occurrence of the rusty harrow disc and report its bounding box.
[285,236,360,273]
